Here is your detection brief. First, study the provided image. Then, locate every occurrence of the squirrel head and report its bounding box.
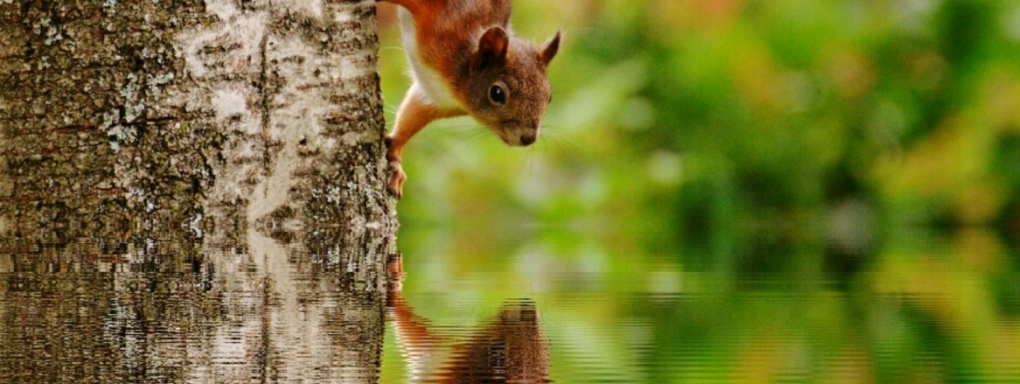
[463,27,561,147]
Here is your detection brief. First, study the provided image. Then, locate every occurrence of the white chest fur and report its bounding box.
[398,9,464,110]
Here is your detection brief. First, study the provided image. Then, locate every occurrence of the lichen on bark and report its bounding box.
[0,0,396,259]
[0,0,395,381]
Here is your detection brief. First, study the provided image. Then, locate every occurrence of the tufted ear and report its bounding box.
[473,26,510,71]
[539,30,561,66]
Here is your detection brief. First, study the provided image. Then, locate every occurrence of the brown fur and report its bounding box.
[381,0,561,197]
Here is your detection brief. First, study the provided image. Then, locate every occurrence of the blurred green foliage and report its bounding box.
[377,0,1020,243]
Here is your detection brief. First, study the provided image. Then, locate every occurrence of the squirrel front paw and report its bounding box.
[387,160,406,198]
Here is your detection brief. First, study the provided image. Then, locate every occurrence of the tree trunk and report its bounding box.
[0,0,396,382]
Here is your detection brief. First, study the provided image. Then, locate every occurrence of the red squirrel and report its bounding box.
[379,0,561,197]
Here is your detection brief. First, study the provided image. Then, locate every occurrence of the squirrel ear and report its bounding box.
[473,26,510,71]
[540,30,561,66]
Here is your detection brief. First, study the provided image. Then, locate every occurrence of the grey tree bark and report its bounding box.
[0,0,396,382]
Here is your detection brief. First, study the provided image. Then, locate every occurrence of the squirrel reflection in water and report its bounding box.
[387,256,551,383]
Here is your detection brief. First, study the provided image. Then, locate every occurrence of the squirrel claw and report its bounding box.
[386,160,406,198]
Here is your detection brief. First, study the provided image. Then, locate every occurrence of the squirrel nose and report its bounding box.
[520,132,537,146]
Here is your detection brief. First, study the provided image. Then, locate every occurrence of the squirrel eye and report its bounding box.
[488,85,507,105]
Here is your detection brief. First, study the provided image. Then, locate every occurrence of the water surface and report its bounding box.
[381,226,1020,383]
[2,226,1018,383]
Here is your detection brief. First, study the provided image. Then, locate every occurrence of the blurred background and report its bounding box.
[375,1,1020,382]
[379,0,1020,243]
